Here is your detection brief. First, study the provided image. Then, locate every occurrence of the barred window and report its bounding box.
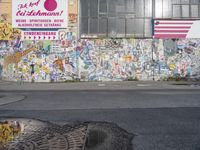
[172,3,200,18]
[155,0,200,18]
[80,0,152,38]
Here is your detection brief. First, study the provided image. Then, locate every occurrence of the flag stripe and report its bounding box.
[154,30,189,33]
[155,20,194,23]
[154,20,193,24]
[155,29,190,31]
[155,24,192,27]
[155,22,193,25]
[154,33,188,35]
[155,26,191,29]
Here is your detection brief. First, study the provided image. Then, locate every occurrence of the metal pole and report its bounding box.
[152,39,155,81]
[152,0,155,81]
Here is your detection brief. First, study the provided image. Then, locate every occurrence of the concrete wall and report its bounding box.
[0,38,200,82]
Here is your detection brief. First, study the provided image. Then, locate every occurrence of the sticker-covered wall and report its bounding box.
[153,39,200,81]
[0,38,200,82]
[0,0,200,82]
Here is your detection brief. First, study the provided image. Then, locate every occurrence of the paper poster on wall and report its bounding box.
[12,0,68,28]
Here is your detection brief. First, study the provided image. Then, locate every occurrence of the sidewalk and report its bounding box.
[0,80,200,91]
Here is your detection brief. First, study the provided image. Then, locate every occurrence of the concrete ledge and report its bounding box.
[0,80,200,91]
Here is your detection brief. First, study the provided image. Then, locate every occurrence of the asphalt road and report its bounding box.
[0,89,200,150]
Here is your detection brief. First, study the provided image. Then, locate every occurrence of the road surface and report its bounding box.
[0,88,200,150]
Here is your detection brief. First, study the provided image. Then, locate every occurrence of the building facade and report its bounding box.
[0,0,200,82]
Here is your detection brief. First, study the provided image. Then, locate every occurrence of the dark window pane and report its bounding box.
[181,0,189,4]
[125,0,135,13]
[190,0,199,4]
[116,0,126,13]
[99,0,107,13]
[108,0,116,13]
[89,18,98,34]
[108,18,117,37]
[144,19,152,37]
[135,0,144,17]
[81,18,88,35]
[108,13,117,17]
[116,18,125,37]
[99,18,108,35]
[134,19,144,36]
[126,18,144,37]
[90,0,98,17]
[81,0,89,17]
[172,0,181,4]
[126,18,135,37]
[99,13,107,18]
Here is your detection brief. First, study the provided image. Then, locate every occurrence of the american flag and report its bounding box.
[153,20,195,39]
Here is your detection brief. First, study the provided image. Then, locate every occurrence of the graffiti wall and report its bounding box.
[0,0,200,82]
[77,39,154,81]
[0,37,200,82]
[161,39,200,80]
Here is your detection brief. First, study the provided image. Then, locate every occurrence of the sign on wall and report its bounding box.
[21,30,59,40]
[12,0,68,29]
[153,19,200,39]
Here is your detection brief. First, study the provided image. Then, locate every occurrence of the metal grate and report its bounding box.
[0,119,87,150]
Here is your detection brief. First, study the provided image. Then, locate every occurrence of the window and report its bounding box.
[191,5,199,17]
[155,0,200,18]
[172,0,200,18]
[80,0,200,38]
[172,4,181,17]
[80,0,152,38]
